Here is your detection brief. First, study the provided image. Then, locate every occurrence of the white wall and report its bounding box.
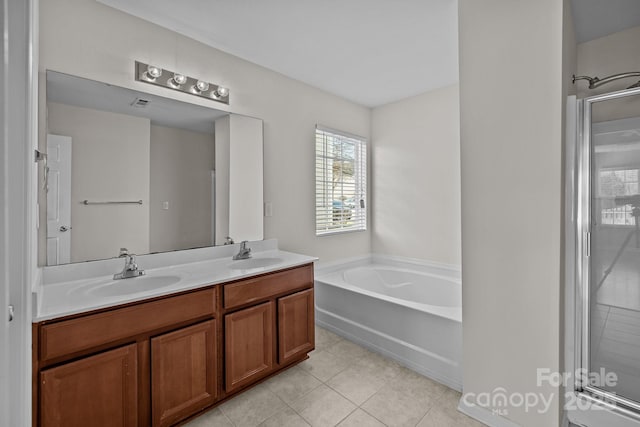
[459,0,565,426]
[149,125,215,253]
[577,25,640,98]
[39,0,371,262]
[576,25,640,123]
[371,84,461,265]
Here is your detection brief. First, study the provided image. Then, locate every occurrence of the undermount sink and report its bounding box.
[85,275,182,297]
[228,257,284,270]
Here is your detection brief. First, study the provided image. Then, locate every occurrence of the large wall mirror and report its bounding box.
[40,71,264,266]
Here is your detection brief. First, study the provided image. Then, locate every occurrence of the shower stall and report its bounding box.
[568,83,640,426]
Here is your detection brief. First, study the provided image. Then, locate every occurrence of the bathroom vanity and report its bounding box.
[32,246,316,427]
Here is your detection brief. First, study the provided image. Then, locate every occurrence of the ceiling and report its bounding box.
[571,0,640,43]
[97,0,459,108]
[47,71,227,134]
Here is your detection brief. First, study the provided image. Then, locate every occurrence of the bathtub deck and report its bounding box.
[185,325,485,427]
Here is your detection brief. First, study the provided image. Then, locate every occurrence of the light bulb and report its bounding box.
[194,80,210,92]
[171,73,187,86]
[214,86,229,98]
[146,65,163,79]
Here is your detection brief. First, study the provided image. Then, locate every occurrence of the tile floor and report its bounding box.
[185,326,485,427]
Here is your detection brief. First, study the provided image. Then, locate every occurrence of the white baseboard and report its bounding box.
[458,397,522,427]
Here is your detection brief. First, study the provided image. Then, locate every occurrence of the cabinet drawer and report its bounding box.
[223,264,313,310]
[40,288,216,362]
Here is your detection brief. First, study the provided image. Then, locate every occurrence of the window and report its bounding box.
[599,168,639,225]
[315,126,367,235]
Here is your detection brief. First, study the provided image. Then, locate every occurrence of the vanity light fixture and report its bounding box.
[214,86,229,98]
[145,64,163,80]
[135,61,229,105]
[194,80,210,93]
[170,73,187,87]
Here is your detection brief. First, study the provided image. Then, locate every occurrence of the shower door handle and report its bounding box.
[584,232,591,257]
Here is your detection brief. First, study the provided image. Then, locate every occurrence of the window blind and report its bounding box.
[315,125,367,235]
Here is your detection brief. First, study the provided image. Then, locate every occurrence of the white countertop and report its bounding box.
[35,243,317,322]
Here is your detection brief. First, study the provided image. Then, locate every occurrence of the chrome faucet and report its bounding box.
[114,248,146,280]
[232,241,252,260]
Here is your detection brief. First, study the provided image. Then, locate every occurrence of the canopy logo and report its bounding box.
[461,368,620,416]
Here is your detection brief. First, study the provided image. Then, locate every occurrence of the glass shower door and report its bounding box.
[581,88,640,412]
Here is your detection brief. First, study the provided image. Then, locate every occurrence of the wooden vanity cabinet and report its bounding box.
[278,288,315,364]
[33,263,314,427]
[35,287,217,427]
[40,344,138,427]
[224,302,274,393]
[151,320,217,427]
[222,264,315,393]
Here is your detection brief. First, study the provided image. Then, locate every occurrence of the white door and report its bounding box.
[47,134,72,265]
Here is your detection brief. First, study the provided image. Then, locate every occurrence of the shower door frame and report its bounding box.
[576,86,640,418]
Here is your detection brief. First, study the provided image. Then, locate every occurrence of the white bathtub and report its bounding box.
[314,255,462,390]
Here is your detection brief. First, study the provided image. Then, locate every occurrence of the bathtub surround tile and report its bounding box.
[299,350,351,382]
[337,409,386,427]
[184,408,234,427]
[290,384,357,427]
[219,383,287,427]
[361,387,431,427]
[315,326,344,351]
[258,407,312,427]
[265,365,322,404]
[326,364,387,405]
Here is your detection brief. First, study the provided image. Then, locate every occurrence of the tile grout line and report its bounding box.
[217,406,237,427]
[220,409,236,427]
[291,340,390,426]
[208,328,467,427]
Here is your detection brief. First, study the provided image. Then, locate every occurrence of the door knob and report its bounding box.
[59,225,72,232]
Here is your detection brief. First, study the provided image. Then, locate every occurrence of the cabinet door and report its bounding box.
[225,301,274,392]
[151,320,217,427]
[40,344,137,427]
[278,289,315,364]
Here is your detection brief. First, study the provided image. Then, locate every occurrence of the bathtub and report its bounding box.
[314,255,462,390]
